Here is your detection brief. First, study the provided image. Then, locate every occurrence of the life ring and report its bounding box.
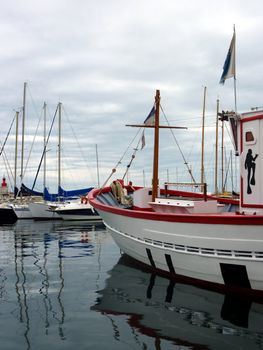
[81,197,88,204]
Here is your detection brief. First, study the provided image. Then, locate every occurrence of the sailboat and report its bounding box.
[4,83,35,219]
[28,102,93,219]
[89,89,263,295]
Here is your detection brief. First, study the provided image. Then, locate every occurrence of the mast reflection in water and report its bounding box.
[0,220,107,350]
[1,220,263,349]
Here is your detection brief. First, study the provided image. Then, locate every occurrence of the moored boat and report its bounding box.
[89,90,263,295]
[8,203,33,219]
[54,198,101,221]
[0,204,17,224]
[28,201,62,220]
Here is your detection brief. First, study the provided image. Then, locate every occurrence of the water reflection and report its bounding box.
[93,255,263,350]
[0,220,105,350]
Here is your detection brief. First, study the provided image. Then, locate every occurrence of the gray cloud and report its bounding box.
[0,0,262,193]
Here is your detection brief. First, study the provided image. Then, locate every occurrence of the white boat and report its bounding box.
[89,90,263,295]
[54,198,101,221]
[9,203,32,219]
[28,102,93,220]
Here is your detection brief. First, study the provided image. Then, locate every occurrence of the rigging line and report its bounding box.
[31,104,59,190]
[122,130,142,181]
[27,84,45,122]
[160,104,197,184]
[225,122,236,150]
[0,112,16,157]
[223,152,231,191]
[0,146,14,191]
[61,105,95,182]
[100,128,142,188]
[23,104,44,179]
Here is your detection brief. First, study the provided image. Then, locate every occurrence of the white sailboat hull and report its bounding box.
[55,202,101,221]
[9,204,33,219]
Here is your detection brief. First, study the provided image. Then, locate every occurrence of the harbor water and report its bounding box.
[0,220,263,350]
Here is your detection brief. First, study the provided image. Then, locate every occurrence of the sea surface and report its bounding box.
[0,220,263,350]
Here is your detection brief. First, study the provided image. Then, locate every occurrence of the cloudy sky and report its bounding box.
[0,0,262,193]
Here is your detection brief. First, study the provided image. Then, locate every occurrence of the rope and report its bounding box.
[100,128,142,188]
[0,112,16,157]
[32,104,59,190]
[160,104,197,184]
[61,105,96,184]
[23,104,44,179]
[122,131,143,181]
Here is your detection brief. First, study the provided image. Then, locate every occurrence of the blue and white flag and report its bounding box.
[140,105,156,149]
[219,31,236,85]
[143,106,155,125]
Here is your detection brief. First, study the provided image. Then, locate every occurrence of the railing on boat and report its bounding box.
[164,182,208,201]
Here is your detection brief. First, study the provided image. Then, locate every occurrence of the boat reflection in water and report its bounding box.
[92,254,263,350]
[0,219,106,350]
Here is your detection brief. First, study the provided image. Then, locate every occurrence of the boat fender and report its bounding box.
[81,197,88,204]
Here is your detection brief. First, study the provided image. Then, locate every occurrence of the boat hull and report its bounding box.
[54,202,101,221]
[0,207,17,224]
[90,189,263,294]
[102,214,263,292]
[56,208,101,221]
[28,202,61,220]
[10,204,33,219]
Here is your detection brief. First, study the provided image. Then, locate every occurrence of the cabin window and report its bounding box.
[245,130,256,143]
[245,131,254,142]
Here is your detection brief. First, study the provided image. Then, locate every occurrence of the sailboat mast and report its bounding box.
[58,102,62,194]
[221,118,224,193]
[214,98,219,194]
[43,102,47,191]
[20,82,27,187]
[152,89,160,202]
[95,144,100,188]
[201,86,206,190]
[14,111,19,197]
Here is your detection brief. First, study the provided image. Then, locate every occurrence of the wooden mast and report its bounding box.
[14,111,19,197]
[221,117,224,193]
[152,89,160,201]
[201,86,206,190]
[95,144,100,188]
[214,98,219,194]
[126,90,187,202]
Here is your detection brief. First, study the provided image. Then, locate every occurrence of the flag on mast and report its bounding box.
[143,106,155,125]
[140,105,156,149]
[219,30,236,84]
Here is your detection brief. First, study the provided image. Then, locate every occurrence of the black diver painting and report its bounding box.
[245,149,258,194]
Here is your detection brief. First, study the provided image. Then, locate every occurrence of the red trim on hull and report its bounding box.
[241,114,263,123]
[89,188,263,225]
